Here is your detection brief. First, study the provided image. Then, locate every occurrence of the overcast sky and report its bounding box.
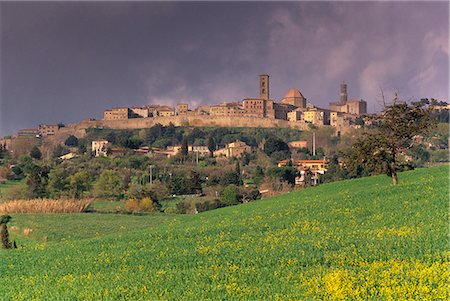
[1,1,449,137]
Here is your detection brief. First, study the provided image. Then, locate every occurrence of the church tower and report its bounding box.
[259,74,269,100]
[340,82,348,104]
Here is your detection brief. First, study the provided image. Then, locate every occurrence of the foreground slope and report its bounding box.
[1,166,448,300]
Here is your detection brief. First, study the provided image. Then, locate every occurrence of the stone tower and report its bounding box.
[340,82,348,104]
[259,74,269,100]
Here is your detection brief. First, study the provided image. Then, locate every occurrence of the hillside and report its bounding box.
[1,165,448,300]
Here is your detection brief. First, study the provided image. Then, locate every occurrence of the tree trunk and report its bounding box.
[390,161,398,185]
[391,172,398,185]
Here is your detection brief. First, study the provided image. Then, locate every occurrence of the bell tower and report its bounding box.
[340,82,348,104]
[259,74,269,100]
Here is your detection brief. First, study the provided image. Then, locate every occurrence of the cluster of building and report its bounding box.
[91,139,252,159]
[103,75,367,130]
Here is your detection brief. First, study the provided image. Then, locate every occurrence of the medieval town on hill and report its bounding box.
[0,73,448,201]
[6,74,368,142]
[102,74,367,127]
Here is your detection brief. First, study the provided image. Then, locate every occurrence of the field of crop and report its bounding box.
[1,165,448,300]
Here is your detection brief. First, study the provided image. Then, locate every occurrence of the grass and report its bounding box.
[90,200,124,213]
[0,179,23,200]
[1,165,448,300]
[7,213,177,243]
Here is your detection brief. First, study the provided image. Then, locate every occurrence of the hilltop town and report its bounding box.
[2,75,368,145]
[102,74,367,129]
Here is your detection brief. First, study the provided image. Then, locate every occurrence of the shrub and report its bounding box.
[64,135,79,147]
[163,207,177,214]
[195,199,226,213]
[30,146,42,160]
[124,197,160,213]
[221,185,240,206]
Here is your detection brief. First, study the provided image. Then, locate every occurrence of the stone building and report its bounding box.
[288,140,308,149]
[281,89,307,109]
[104,107,131,120]
[303,108,326,125]
[156,106,175,117]
[92,140,109,157]
[214,140,251,158]
[287,109,303,122]
[210,102,246,116]
[18,128,40,137]
[39,124,59,136]
[329,83,367,115]
[274,103,297,120]
[330,112,351,128]
[131,107,149,118]
[177,103,189,115]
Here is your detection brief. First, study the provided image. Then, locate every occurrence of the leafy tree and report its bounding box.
[264,137,290,162]
[93,169,124,199]
[219,171,243,186]
[64,135,79,147]
[77,143,87,155]
[30,146,42,160]
[221,184,240,205]
[47,167,69,198]
[267,166,297,185]
[25,163,49,198]
[186,171,203,194]
[69,171,91,199]
[351,102,434,185]
[52,145,69,159]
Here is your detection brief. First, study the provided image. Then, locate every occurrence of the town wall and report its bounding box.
[77,115,308,131]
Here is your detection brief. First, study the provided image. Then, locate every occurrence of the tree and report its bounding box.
[64,135,79,147]
[0,215,14,249]
[235,161,241,178]
[351,102,434,185]
[221,184,240,205]
[52,145,68,159]
[25,163,49,198]
[207,136,215,157]
[181,136,189,159]
[263,137,290,163]
[93,169,124,199]
[69,171,91,199]
[30,146,42,160]
[47,167,69,198]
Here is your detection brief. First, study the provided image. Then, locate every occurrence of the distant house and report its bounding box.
[214,140,251,158]
[92,140,109,157]
[39,124,59,136]
[296,159,328,172]
[288,140,308,149]
[277,159,329,172]
[59,152,77,160]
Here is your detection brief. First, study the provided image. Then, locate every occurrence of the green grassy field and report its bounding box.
[1,166,448,300]
[0,179,22,200]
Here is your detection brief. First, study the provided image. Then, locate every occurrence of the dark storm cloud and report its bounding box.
[1,1,448,136]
